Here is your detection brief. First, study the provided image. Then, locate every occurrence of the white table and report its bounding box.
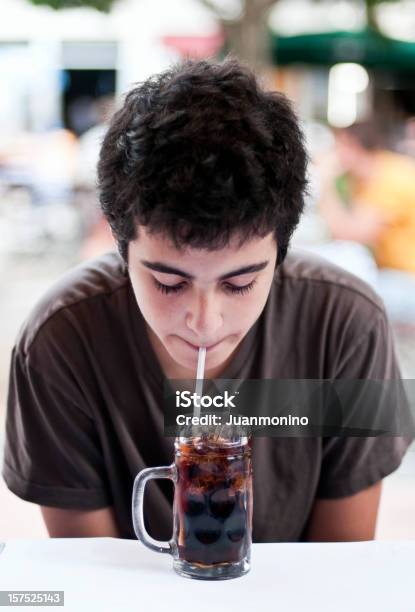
[0,539,413,612]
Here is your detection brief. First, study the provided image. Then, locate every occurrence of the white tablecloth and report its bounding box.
[0,538,413,612]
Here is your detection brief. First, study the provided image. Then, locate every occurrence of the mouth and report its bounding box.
[182,338,223,352]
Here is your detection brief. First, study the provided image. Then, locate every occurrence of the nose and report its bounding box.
[185,290,223,341]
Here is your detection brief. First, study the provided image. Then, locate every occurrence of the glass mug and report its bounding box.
[132,428,253,580]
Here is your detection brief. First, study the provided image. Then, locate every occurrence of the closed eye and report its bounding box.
[153,278,257,296]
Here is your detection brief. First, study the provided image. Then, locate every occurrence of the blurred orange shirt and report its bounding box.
[353,150,415,273]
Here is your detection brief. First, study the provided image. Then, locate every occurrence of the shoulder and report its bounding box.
[276,249,385,316]
[16,251,129,356]
[271,250,397,378]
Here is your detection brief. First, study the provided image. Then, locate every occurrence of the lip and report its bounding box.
[183,338,223,351]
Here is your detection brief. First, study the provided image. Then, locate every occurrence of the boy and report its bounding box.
[2,58,412,541]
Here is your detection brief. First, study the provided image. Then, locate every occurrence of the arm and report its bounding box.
[40,505,122,538]
[305,481,382,542]
[3,348,117,534]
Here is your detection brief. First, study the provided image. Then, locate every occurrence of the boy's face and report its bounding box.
[128,225,277,378]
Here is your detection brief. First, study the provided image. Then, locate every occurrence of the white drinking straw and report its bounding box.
[193,347,206,420]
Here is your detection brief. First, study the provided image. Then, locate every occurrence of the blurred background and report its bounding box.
[0,0,414,539]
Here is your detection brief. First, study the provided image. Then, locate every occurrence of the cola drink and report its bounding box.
[173,434,252,567]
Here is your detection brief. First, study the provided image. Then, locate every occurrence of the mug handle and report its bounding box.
[132,464,177,554]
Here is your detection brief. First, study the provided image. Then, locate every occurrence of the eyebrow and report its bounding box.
[140,259,269,281]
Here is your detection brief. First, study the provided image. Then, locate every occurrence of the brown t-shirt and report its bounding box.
[2,250,412,541]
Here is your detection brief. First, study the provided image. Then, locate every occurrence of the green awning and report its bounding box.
[271,28,415,70]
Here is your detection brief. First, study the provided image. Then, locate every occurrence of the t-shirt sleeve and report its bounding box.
[316,308,414,499]
[2,346,113,509]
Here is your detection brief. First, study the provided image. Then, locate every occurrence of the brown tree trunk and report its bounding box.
[202,0,276,71]
[223,8,270,68]
[364,0,380,32]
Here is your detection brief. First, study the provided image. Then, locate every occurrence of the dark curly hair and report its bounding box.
[97,57,308,265]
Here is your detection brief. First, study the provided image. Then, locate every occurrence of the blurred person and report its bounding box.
[2,59,413,542]
[31,128,78,207]
[0,129,77,206]
[74,96,116,260]
[0,128,79,254]
[318,121,415,325]
[292,121,379,288]
[293,122,379,289]
[397,117,415,159]
[0,128,77,208]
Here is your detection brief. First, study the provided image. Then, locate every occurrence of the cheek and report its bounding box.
[131,274,179,328]
[151,297,179,326]
[247,275,274,318]
[223,287,270,329]
[246,293,268,322]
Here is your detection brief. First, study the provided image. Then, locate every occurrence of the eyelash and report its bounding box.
[153,279,257,296]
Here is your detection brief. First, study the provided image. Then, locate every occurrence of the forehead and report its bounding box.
[129,226,276,278]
